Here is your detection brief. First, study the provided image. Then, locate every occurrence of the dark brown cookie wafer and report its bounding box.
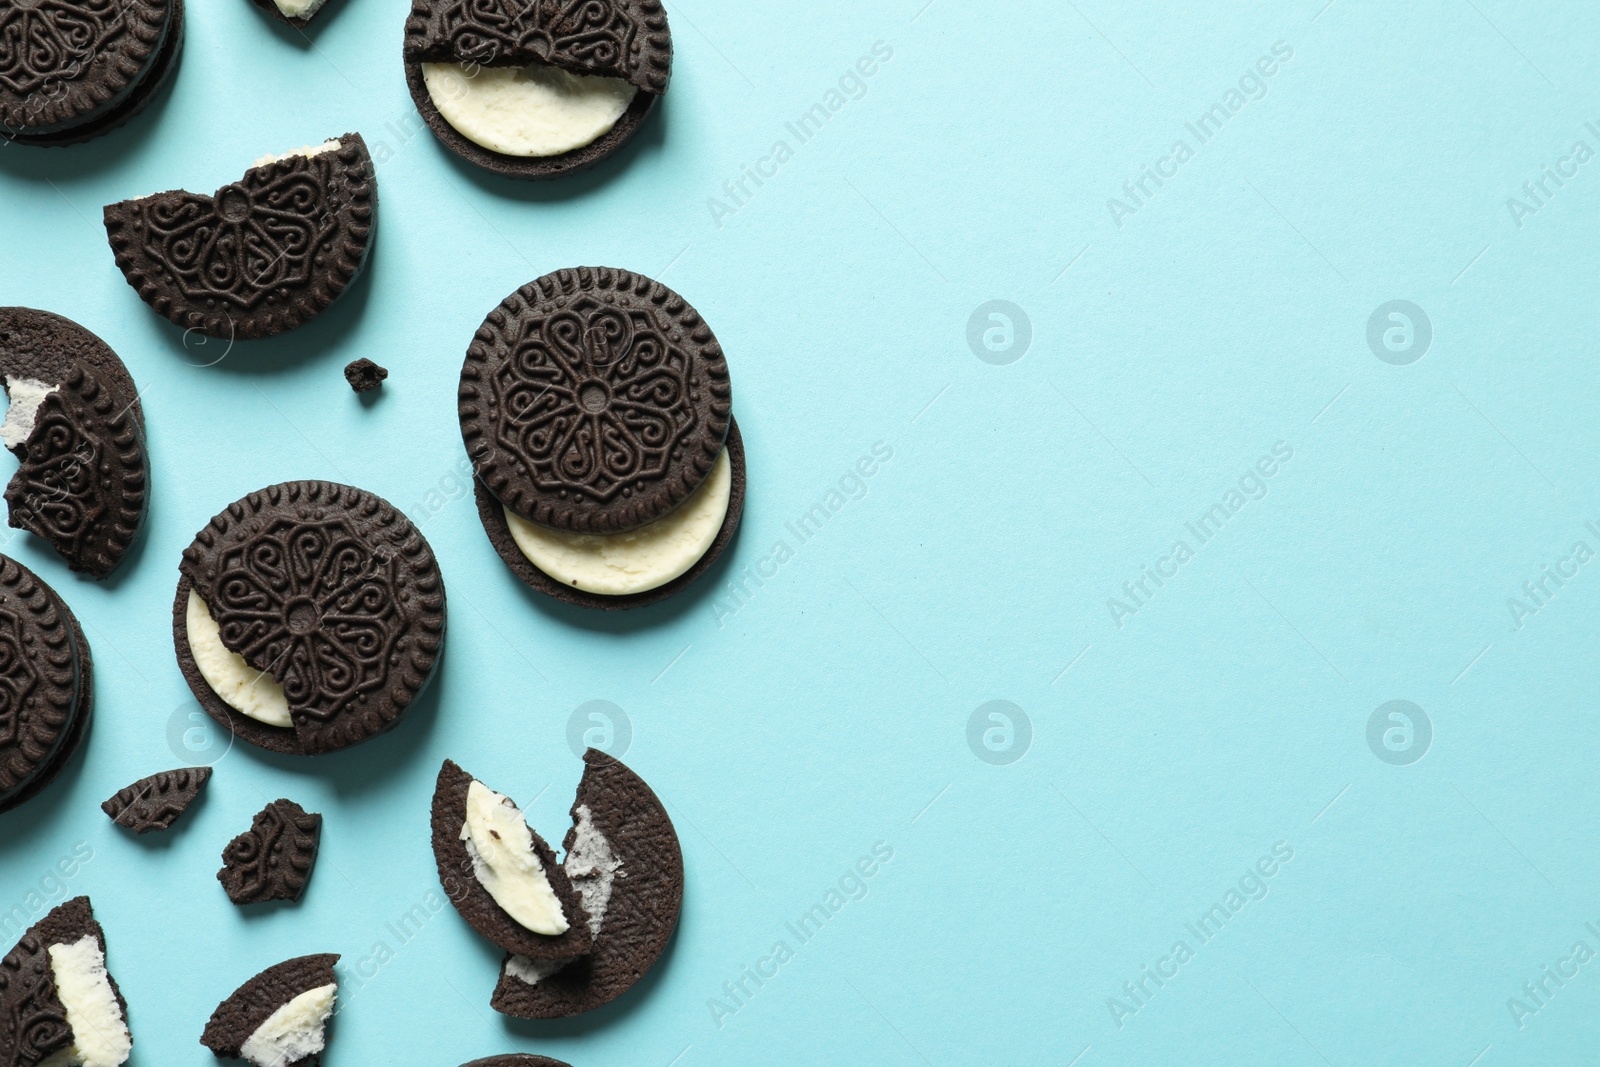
[200,953,338,1064]
[0,897,131,1065]
[492,748,682,1018]
[0,308,149,579]
[102,765,210,833]
[247,0,344,31]
[103,133,376,341]
[218,799,321,905]
[431,759,592,959]
[401,0,670,179]
[476,418,745,610]
[173,479,446,757]
[0,554,91,816]
[0,0,184,147]
[460,267,731,533]
[460,1058,573,1067]
[343,357,386,393]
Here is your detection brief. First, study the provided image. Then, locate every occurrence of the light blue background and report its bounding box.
[3,0,1599,1063]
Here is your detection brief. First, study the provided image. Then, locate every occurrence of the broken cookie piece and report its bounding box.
[492,748,682,1018]
[402,0,671,178]
[218,799,322,905]
[431,759,591,959]
[102,766,211,833]
[103,134,376,341]
[173,479,446,756]
[201,954,338,1067]
[248,0,341,31]
[0,897,132,1067]
[343,358,387,393]
[0,308,149,579]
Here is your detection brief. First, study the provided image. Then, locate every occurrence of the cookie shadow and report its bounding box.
[0,720,93,851]
[441,91,671,204]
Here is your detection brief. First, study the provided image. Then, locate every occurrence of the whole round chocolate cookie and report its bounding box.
[401,0,671,179]
[476,418,746,609]
[103,133,376,341]
[173,480,445,757]
[0,0,184,147]
[460,267,731,535]
[0,308,150,580]
[0,555,92,815]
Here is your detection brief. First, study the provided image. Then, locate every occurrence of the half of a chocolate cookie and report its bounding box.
[102,766,211,833]
[103,134,376,341]
[0,0,184,147]
[492,748,682,1018]
[201,953,338,1067]
[402,0,671,178]
[173,480,446,757]
[460,267,742,607]
[218,799,322,905]
[0,308,149,579]
[0,897,132,1067]
[432,759,593,960]
[0,554,93,815]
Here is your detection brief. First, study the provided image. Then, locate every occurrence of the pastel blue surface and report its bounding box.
[2,0,1599,1063]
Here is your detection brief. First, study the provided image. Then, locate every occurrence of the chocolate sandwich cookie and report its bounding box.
[102,765,210,833]
[173,480,446,757]
[0,897,132,1067]
[0,554,93,816]
[0,0,184,147]
[0,308,150,579]
[432,760,593,960]
[402,0,671,178]
[103,133,376,341]
[492,748,682,1019]
[248,0,342,31]
[460,268,743,607]
[201,953,338,1067]
[219,799,321,905]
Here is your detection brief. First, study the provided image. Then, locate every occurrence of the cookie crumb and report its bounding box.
[344,358,387,393]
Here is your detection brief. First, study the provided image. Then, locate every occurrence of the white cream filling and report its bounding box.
[421,62,635,157]
[506,449,731,595]
[238,983,336,1067]
[461,780,569,936]
[1,376,59,450]
[185,588,291,728]
[253,139,341,168]
[505,804,622,987]
[271,0,329,18]
[43,937,131,1067]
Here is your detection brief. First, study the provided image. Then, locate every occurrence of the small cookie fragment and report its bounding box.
[0,308,151,579]
[0,554,95,815]
[430,760,591,959]
[103,134,376,341]
[218,799,322,905]
[343,358,387,393]
[201,954,338,1067]
[0,897,132,1067]
[492,748,683,1018]
[102,766,211,833]
[248,0,342,31]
